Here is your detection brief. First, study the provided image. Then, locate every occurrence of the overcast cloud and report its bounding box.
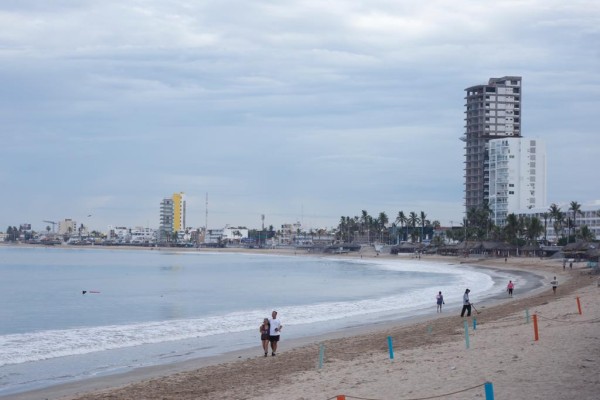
[1,0,599,232]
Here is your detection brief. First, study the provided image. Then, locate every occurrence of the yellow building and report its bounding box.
[172,192,186,232]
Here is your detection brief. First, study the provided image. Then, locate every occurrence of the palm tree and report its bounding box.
[524,216,544,244]
[479,203,493,239]
[395,211,407,242]
[378,212,388,243]
[577,225,596,242]
[360,210,369,242]
[548,204,563,243]
[420,211,427,242]
[317,228,326,241]
[541,212,549,244]
[504,213,520,245]
[568,201,583,242]
[555,211,565,243]
[408,212,420,243]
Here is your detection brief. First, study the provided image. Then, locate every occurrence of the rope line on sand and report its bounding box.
[536,315,600,324]
[325,382,486,400]
[481,315,524,324]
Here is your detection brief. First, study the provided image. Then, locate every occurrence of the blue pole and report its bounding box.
[318,344,324,369]
[427,325,432,335]
[484,382,495,400]
[473,318,477,330]
[387,336,394,359]
[526,308,530,324]
[464,320,470,349]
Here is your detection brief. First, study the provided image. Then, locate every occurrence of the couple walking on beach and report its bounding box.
[435,289,471,316]
[260,310,283,357]
[435,289,473,316]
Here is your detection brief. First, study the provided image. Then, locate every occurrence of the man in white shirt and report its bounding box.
[269,310,283,356]
[460,289,472,317]
[550,277,558,294]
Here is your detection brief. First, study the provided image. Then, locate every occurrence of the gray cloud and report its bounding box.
[1,0,599,231]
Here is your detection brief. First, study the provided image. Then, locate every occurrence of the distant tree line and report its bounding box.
[335,201,597,246]
[445,200,597,246]
[335,210,440,245]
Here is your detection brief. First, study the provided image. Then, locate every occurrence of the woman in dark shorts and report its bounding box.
[259,318,270,357]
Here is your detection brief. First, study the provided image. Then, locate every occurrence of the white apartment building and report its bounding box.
[108,226,130,241]
[205,229,224,244]
[222,227,249,241]
[487,138,546,226]
[130,227,156,244]
[279,222,302,244]
[58,218,77,235]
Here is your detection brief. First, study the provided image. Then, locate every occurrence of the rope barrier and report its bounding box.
[485,315,524,323]
[325,382,487,400]
[536,315,600,324]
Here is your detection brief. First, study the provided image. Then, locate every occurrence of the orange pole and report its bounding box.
[576,297,582,315]
[336,396,346,400]
[533,314,539,341]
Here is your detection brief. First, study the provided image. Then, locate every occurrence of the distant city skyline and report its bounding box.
[1,1,599,233]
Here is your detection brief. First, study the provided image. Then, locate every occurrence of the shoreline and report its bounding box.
[2,250,593,400]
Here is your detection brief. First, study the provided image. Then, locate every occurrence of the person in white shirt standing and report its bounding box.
[460,289,472,317]
[550,276,558,294]
[269,310,283,356]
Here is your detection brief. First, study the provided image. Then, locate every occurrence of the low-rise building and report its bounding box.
[205,229,224,245]
[517,204,600,243]
[279,222,302,244]
[58,219,77,235]
[223,227,249,243]
[130,227,156,244]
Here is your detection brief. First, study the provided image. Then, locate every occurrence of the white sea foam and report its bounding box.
[0,260,495,367]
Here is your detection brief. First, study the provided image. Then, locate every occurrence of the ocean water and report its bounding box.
[0,246,527,395]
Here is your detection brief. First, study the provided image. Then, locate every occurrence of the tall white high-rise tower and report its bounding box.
[487,138,547,226]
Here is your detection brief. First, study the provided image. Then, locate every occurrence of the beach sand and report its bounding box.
[4,251,600,400]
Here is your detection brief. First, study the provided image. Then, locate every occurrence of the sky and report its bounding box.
[1,0,599,233]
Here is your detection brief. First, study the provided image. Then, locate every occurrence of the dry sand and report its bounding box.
[5,250,600,400]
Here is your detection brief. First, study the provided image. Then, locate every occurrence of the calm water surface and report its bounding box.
[0,246,520,395]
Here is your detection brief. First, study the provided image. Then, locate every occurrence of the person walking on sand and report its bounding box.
[507,280,515,297]
[259,318,270,357]
[269,310,283,356]
[436,291,445,313]
[550,276,558,294]
[460,289,472,317]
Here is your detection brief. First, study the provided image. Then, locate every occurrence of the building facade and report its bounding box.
[487,138,547,226]
[159,192,186,240]
[159,197,174,238]
[463,76,522,213]
[172,192,186,232]
[517,205,599,243]
[58,218,77,235]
